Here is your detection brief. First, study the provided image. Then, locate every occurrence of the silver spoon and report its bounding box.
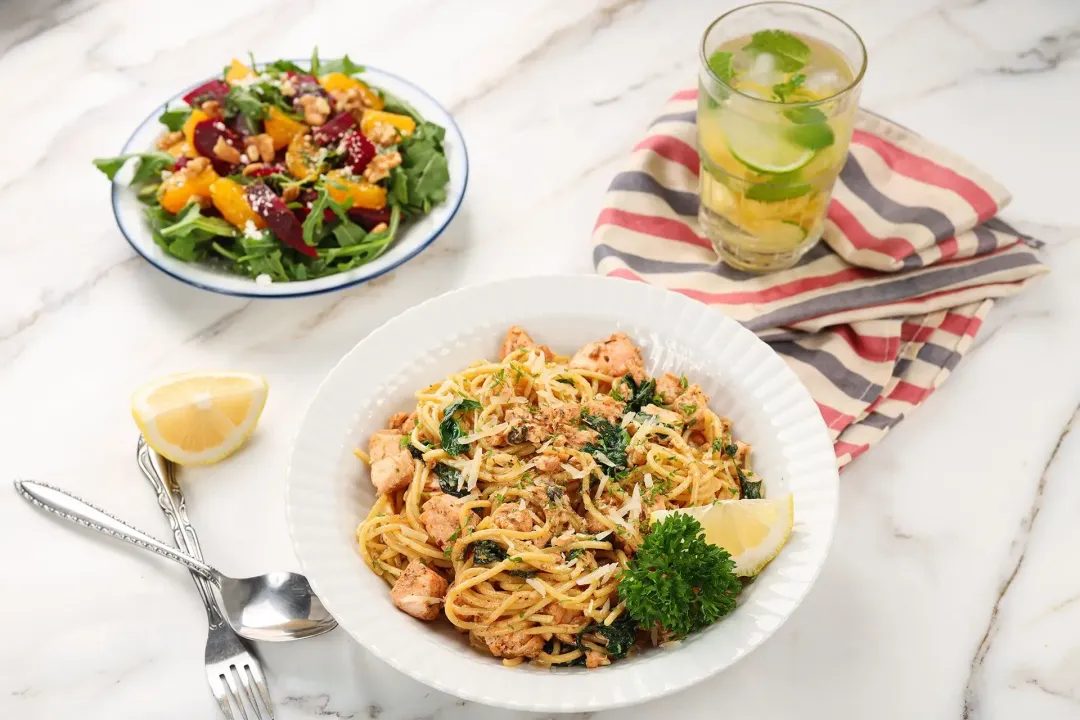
[15,479,337,642]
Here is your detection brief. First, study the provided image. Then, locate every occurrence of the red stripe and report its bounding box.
[670,89,698,101]
[830,324,899,363]
[900,321,935,343]
[888,380,932,405]
[940,311,982,337]
[828,199,916,261]
[633,135,700,176]
[852,129,999,222]
[817,402,856,433]
[595,208,711,249]
[937,235,959,261]
[834,440,870,462]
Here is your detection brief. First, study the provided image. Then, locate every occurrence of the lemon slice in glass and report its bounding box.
[132,371,268,466]
[652,494,794,577]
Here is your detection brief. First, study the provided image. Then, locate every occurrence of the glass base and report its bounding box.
[699,205,821,273]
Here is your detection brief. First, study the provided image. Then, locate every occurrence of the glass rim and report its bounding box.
[699,1,868,108]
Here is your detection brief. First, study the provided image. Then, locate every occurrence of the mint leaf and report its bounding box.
[743,30,811,72]
[772,73,805,102]
[318,55,365,76]
[787,122,834,150]
[784,107,827,124]
[158,107,192,132]
[707,50,734,83]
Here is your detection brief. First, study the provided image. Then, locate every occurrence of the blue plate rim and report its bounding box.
[109,62,469,299]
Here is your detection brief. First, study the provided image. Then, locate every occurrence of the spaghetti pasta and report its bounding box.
[355,327,758,668]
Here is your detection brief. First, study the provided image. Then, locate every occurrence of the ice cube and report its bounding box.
[747,52,780,85]
[805,70,842,94]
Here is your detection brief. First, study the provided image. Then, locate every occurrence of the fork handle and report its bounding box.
[137,438,225,626]
[15,479,222,585]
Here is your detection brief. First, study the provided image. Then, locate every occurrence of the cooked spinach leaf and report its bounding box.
[433,462,468,497]
[440,398,482,456]
[471,539,507,565]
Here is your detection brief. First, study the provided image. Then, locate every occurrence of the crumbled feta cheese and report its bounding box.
[243,220,264,240]
[255,274,272,286]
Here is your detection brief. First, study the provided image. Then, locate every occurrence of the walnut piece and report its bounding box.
[213,136,242,164]
[370,222,388,234]
[156,130,184,150]
[242,163,266,176]
[330,87,377,119]
[244,134,275,163]
[184,157,211,175]
[279,79,297,97]
[362,151,402,184]
[297,95,331,126]
[365,121,399,147]
[200,100,221,117]
[281,183,301,203]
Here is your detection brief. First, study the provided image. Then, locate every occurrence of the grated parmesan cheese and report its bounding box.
[595,473,609,499]
[399,595,443,606]
[464,448,482,492]
[525,578,547,596]
[456,422,508,445]
[643,473,654,488]
[594,451,616,468]
[575,563,618,586]
[595,530,613,540]
[560,462,587,480]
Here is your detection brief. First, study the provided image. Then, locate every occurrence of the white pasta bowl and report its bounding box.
[286,275,839,712]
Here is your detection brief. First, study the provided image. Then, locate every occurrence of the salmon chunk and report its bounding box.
[500,326,537,359]
[421,493,477,548]
[654,373,684,404]
[491,502,534,533]
[369,430,414,496]
[569,332,646,382]
[485,630,545,658]
[390,559,448,621]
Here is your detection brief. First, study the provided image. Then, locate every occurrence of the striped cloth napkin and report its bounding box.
[593,89,1048,468]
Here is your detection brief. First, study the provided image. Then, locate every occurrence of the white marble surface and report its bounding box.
[1,0,1078,717]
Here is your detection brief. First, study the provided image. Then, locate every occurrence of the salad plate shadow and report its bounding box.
[107,61,468,299]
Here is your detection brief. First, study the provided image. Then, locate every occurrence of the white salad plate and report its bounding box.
[286,275,839,712]
[109,65,468,298]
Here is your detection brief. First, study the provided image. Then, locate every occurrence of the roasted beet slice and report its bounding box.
[192,120,243,175]
[245,183,317,257]
[287,72,329,98]
[172,156,190,172]
[293,189,336,223]
[182,79,230,106]
[341,131,375,174]
[347,206,391,230]
[312,112,356,146]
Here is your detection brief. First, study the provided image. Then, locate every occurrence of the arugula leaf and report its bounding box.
[707,50,735,84]
[159,107,192,132]
[618,513,741,638]
[399,129,450,215]
[159,202,239,240]
[433,462,469,497]
[265,59,306,74]
[787,122,835,150]
[772,73,805,102]
[743,30,811,72]
[318,55,365,76]
[224,85,266,122]
[309,47,321,76]
[783,106,827,125]
[440,397,482,456]
[380,90,425,124]
[93,152,174,183]
[389,167,409,206]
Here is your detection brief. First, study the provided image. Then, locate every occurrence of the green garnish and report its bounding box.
[471,540,507,566]
[581,412,630,477]
[610,386,625,401]
[679,375,688,390]
[619,373,657,413]
[679,404,698,416]
[439,398,482,456]
[772,73,805,102]
[590,615,637,659]
[433,462,469,498]
[743,30,811,72]
[707,50,735,83]
[93,151,175,184]
[618,514,740,638]
[158,107,191,132]
[740,472,762,499]
[566,548,584,561]
[787,122,835,150]
[784,107,827,124]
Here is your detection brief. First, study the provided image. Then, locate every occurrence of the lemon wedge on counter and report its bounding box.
[132,371,268,466]
[651,494,794,577]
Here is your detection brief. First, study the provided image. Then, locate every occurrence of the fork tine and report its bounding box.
[246,659,274,718]
[237,664,264,720]
[224,669,251,720]
[208,672,237,720]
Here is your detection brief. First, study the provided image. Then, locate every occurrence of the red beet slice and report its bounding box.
[287,73,329,99]
[312,112,356,146]
[192,119,242,175]
[341,131,375,174]
[172,156,190,172]
[245,183,318,258]
[293,189,337,223]
[182,79,230,106]
[347,206,391,230]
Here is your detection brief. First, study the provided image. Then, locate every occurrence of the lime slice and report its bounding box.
[722,113,815,174]
[652,494,795,576]
[751,220,807,247]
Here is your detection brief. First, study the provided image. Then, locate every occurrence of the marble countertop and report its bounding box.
[2,0,1079,717]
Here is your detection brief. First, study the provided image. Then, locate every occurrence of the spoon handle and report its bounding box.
[137,437,225,626]
[15,479,221,585]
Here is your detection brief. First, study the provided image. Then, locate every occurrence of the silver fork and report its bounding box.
[138,437,274,719]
